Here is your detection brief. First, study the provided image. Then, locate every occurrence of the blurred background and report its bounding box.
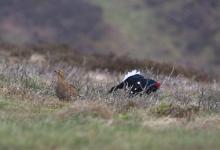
[0,0,219,74]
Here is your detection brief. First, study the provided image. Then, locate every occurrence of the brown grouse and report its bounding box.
[55,70,78,101]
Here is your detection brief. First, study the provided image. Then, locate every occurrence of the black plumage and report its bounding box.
[109,74,160,96]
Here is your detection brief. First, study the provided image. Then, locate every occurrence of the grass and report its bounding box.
[0,61,219,150]
[0,97,220,150]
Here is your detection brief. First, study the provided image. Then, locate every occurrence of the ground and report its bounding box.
[0,60,220,150]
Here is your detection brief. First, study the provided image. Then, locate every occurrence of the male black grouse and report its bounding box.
[109,70,160,96]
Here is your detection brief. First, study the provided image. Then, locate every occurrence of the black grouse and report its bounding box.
[109,70,160,96]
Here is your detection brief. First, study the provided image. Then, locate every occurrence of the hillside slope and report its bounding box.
[91,0,220,70]
[0,0,219,71]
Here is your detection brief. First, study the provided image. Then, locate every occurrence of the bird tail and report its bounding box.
[122,70,141,81]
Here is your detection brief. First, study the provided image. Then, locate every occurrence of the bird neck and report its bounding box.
[57,76,65,82]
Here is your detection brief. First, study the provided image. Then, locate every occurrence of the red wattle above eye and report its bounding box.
[155,82,161,88]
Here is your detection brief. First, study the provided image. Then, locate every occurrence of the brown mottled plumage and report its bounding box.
[55,70,78,101]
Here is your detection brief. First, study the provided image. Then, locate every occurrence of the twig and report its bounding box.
[160,65,175,87]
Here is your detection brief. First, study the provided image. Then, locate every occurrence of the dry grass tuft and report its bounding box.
[149,103,200,120]
[199,88,220,111]
[186,115,220,129]
[57,101,113,120]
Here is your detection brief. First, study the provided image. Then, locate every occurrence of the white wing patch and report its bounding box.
[123,70,141,81]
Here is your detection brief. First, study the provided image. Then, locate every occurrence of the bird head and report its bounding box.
[55,70,65,80]
[145,80,161,94]
[155,82,161,89]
